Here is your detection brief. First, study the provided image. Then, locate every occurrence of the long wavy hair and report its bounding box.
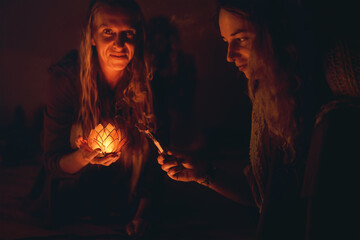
[218,0,306,163]
[78,0,155,196]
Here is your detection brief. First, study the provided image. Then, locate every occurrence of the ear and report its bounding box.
[91,37,96,46]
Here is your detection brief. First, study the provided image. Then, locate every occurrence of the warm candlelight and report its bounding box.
[87,123,127,157]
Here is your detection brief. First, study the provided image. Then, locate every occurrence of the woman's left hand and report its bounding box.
[126,217,150,238]
[75,136,121,166]
[157,152,204,183]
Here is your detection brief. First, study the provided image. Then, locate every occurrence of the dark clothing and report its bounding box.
[242,96,309,239]
[302,100,360,239]
[254,128,307,240]
[44,50,80,179]
[256,144,306,240]
[31,50,161,223]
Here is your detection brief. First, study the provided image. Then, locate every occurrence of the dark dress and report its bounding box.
[29,50,162,224]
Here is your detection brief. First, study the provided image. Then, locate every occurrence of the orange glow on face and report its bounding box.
[87,123,126,156]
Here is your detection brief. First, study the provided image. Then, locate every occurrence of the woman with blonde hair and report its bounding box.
[33,0,160,237]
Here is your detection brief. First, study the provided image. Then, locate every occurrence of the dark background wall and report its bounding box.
[0,3,255,238]
[0,0,251,153]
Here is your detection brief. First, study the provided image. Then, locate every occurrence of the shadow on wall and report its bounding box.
[148,16,198,151]
[0,105,44,166]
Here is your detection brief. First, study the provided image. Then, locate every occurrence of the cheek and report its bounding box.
[95,36,113,50]
[240,47,251,59]
[127,43,136,58]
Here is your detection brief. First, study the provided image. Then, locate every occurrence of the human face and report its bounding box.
[92,5,137,74]
[219,8,255,78]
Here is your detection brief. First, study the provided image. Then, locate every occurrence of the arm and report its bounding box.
[126,145,164,237]
[59,148,99,174]
[158,154,255,206]
[44,66,120,176]
[198,165,255,206]
[126,198,151,237]
[43,69,79,177]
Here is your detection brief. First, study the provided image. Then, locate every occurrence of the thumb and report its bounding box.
[86,148,101,161]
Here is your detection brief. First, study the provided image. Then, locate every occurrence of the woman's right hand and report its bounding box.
[157,152,204,183]
[76,136,120,166]
[60,137,121,174]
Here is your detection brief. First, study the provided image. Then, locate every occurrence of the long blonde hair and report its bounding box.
[78,0,155,196]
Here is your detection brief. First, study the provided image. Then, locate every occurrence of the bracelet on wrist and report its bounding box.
[199,160,215,186]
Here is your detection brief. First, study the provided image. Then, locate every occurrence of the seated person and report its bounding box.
[29,0,161,238]
[302,39,360,239]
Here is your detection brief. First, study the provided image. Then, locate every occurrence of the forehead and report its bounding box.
[93,5,136,29]
[219,8,252,36]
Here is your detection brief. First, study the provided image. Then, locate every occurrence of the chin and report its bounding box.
[111,62,129,71]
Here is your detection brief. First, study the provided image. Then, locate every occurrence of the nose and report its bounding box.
[226,41,237,63]
[114,34,125,48]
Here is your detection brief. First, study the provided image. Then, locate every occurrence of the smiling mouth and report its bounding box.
[237,64,247,71]
[110,54,127,59]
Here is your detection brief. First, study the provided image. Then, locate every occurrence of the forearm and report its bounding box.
[59,150,89,174]
[197,168,255,206]
[134,198,151,219]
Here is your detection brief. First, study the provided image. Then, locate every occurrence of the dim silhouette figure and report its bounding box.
[148,16,197,149]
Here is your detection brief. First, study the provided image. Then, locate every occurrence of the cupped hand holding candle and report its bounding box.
[75,123,127,165]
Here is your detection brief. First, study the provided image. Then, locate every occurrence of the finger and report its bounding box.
[171,170,194,182]
[161,161,179,171]
[101,159,116,166]
[168,171,184,181]
[157,154,165,165]
[126,222,135,237]
[162,154,182,165]
[182,161,195,169]
[80,142,94,153]
[85,149,101,161]
[181,157,195,169]
[75,136,84,148]
[158,153,177,165]
[165,154,182,162]
[167,165,185,176]
[106,157,119,166]
[92,155,118,166]
[107,154,120,165]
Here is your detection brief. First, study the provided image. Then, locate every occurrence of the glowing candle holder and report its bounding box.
[87,123,126,157]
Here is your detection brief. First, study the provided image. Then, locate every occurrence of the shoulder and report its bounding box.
[315,99,360,129]
[46,50,80,105]
[311,99,360,160]
[48,50,79,81]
